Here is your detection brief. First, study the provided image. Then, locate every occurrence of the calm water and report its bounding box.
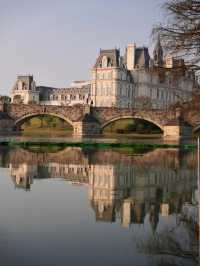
[0,145,198,266]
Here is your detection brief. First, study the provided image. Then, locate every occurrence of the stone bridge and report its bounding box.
[0,100,200,139]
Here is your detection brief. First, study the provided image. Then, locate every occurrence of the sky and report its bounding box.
[0,0,165,95]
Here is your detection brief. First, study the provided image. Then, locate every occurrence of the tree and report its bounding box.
[153,0,200,71]
[0,95,11,103]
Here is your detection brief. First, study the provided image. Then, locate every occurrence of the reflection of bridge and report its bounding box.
[1,99,200,138]
[3,146,198,263]
[2,147,197,228]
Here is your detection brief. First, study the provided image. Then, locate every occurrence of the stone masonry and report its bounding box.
[0,101,199,139]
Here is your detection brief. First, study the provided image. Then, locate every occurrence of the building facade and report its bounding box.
[91,39,195,109]
[11,78,91,106]
[91,49,135,108]
[11,75,40,104]
[10,39,196,109]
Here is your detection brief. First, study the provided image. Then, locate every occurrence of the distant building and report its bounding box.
[91,49,135,108]
[38,84,91,106]
[10,38,196,109]
[11,75,39,104]
[91,38,195,109]
[11,76,91,106]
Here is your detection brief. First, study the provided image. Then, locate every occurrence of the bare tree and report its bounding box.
[153,0,200,71]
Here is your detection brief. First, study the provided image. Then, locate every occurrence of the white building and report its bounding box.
[91,39,195,109]
[91,49,135,108]
[10,38,196,109]
[11,75,40,104]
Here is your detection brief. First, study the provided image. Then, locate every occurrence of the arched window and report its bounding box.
[102,56,108,68]
[107,58,113,67]
[18,81,23,90]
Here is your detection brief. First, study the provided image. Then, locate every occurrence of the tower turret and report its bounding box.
[153,35,163,67]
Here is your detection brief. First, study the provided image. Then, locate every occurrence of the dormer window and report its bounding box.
[107,58,113,67]
[102,56,108,68]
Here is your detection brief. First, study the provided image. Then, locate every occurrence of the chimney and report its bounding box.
[127,43,136,70]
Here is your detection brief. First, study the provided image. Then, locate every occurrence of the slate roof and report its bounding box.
[94,49,120,68]
[134,47,150,69]
[94,47,150,69]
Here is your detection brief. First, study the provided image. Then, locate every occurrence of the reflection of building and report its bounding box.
[89,164,133,222]
[10,163,36,190]
[7,147,198,230]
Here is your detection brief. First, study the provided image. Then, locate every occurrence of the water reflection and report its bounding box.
[0,146,199,265]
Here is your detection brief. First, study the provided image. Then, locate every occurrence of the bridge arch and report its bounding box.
[101,115,164,132]
[14,112,74,129]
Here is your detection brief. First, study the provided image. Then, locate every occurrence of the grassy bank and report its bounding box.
[0,140,196,153]
[21,128,72,137]
[103,118,162,134]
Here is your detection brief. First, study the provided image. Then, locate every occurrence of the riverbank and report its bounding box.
[0,135,196,151]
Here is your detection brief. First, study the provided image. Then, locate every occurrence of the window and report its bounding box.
[107,58,113,67]
[157,89,159,99]
[102,56,108,68]
[108,71,112,79]
[150,88,152,98]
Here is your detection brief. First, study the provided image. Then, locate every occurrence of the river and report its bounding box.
[0,144,198,266]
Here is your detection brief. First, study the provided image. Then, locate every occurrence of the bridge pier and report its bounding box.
[73,114,101,137]
[163,121,192,140]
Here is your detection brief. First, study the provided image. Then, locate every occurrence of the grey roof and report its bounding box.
[94,49,120,68]
[37,86,90,93]
[135,47,150,69]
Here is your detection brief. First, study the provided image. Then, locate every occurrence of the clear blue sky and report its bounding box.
[0,0,165,95]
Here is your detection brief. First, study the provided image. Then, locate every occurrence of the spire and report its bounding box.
[153,35,163,66]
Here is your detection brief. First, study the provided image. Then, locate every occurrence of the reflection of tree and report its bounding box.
[136,223,199,266]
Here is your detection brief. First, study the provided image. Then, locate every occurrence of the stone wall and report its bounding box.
[6,104,87,125]
[0,101,199,138]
